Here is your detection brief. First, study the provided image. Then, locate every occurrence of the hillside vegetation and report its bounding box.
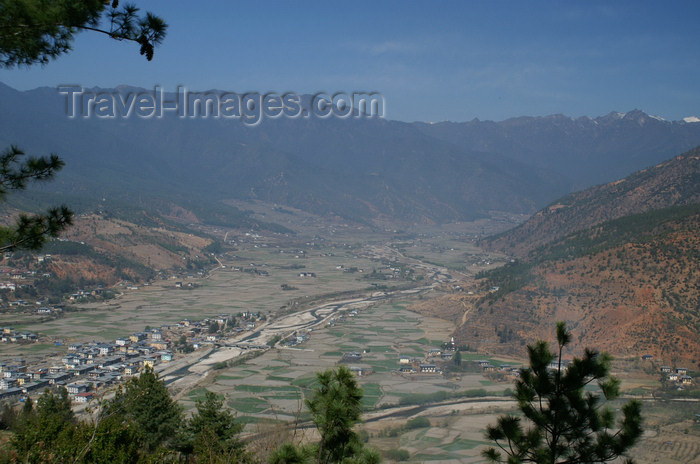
[0,209,218,300]
[447,150,700,364]
[459,203,700,362]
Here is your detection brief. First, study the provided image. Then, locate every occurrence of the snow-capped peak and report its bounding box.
[683,116,700,123]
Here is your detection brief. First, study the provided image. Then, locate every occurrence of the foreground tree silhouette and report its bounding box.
[0,145,73,252]
[0,0,167,66]
[269,366,380,464]
[483,322,642,464]
[10,387,86,462]
[185,390,246,463]
[308,366,364,464]
[109,366,183,453]
[0,1,166,252]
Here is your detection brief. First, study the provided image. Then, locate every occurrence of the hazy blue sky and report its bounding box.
[2,1,699,122]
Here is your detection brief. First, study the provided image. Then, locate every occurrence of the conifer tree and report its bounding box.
[187,390,246,463]
[483,322,643,464]
[0,0,167,67]
[0,1,166,252]
[270,366,381,464]
[109,366,183,453]
[10,387,81,462]
[0,145,73,252]
[307,366,364,464]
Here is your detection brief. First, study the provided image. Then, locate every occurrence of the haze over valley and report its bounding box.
[1,2,699,463]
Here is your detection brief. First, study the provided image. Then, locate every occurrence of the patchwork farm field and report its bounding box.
[0,230,695,463]
[0,243,402,357]
[186,300,521,462]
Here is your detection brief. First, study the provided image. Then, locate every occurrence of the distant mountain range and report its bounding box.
[417,111,700,191]
[2,82,700,226]
[453,148,700,363]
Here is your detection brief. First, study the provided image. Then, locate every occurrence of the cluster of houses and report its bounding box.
[0,360,52,398]
[0,265,39,295]
[396,338,526,380]
[660,366,693,385]
[0,312,259,404]
[0,328,174,402]
[336,352,374,376]
[173,313,258,345]
[397,356,440,375]
[155,312,266,346]
[370,264,412,281]
[0,266,111,310]
[326,309,360,328]
[473,359,521,378]
[0,327,38,344]
[2,251,211,310]
[645,357,694,385]
[395,344,455,376]
[0,282,17,291]
[281,331,309,347]
[348,366,373,376]
[66,288,112,302]
[0,255,66,297]
[335,265,363,274]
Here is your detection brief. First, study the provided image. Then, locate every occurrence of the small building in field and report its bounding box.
[75,392,95,403]
[419,364,437,373]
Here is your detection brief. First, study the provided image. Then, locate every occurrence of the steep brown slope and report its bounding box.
[63,213,213,271]
[453,205,700,365]
[2,213,218,290]
[484,147,700,257]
